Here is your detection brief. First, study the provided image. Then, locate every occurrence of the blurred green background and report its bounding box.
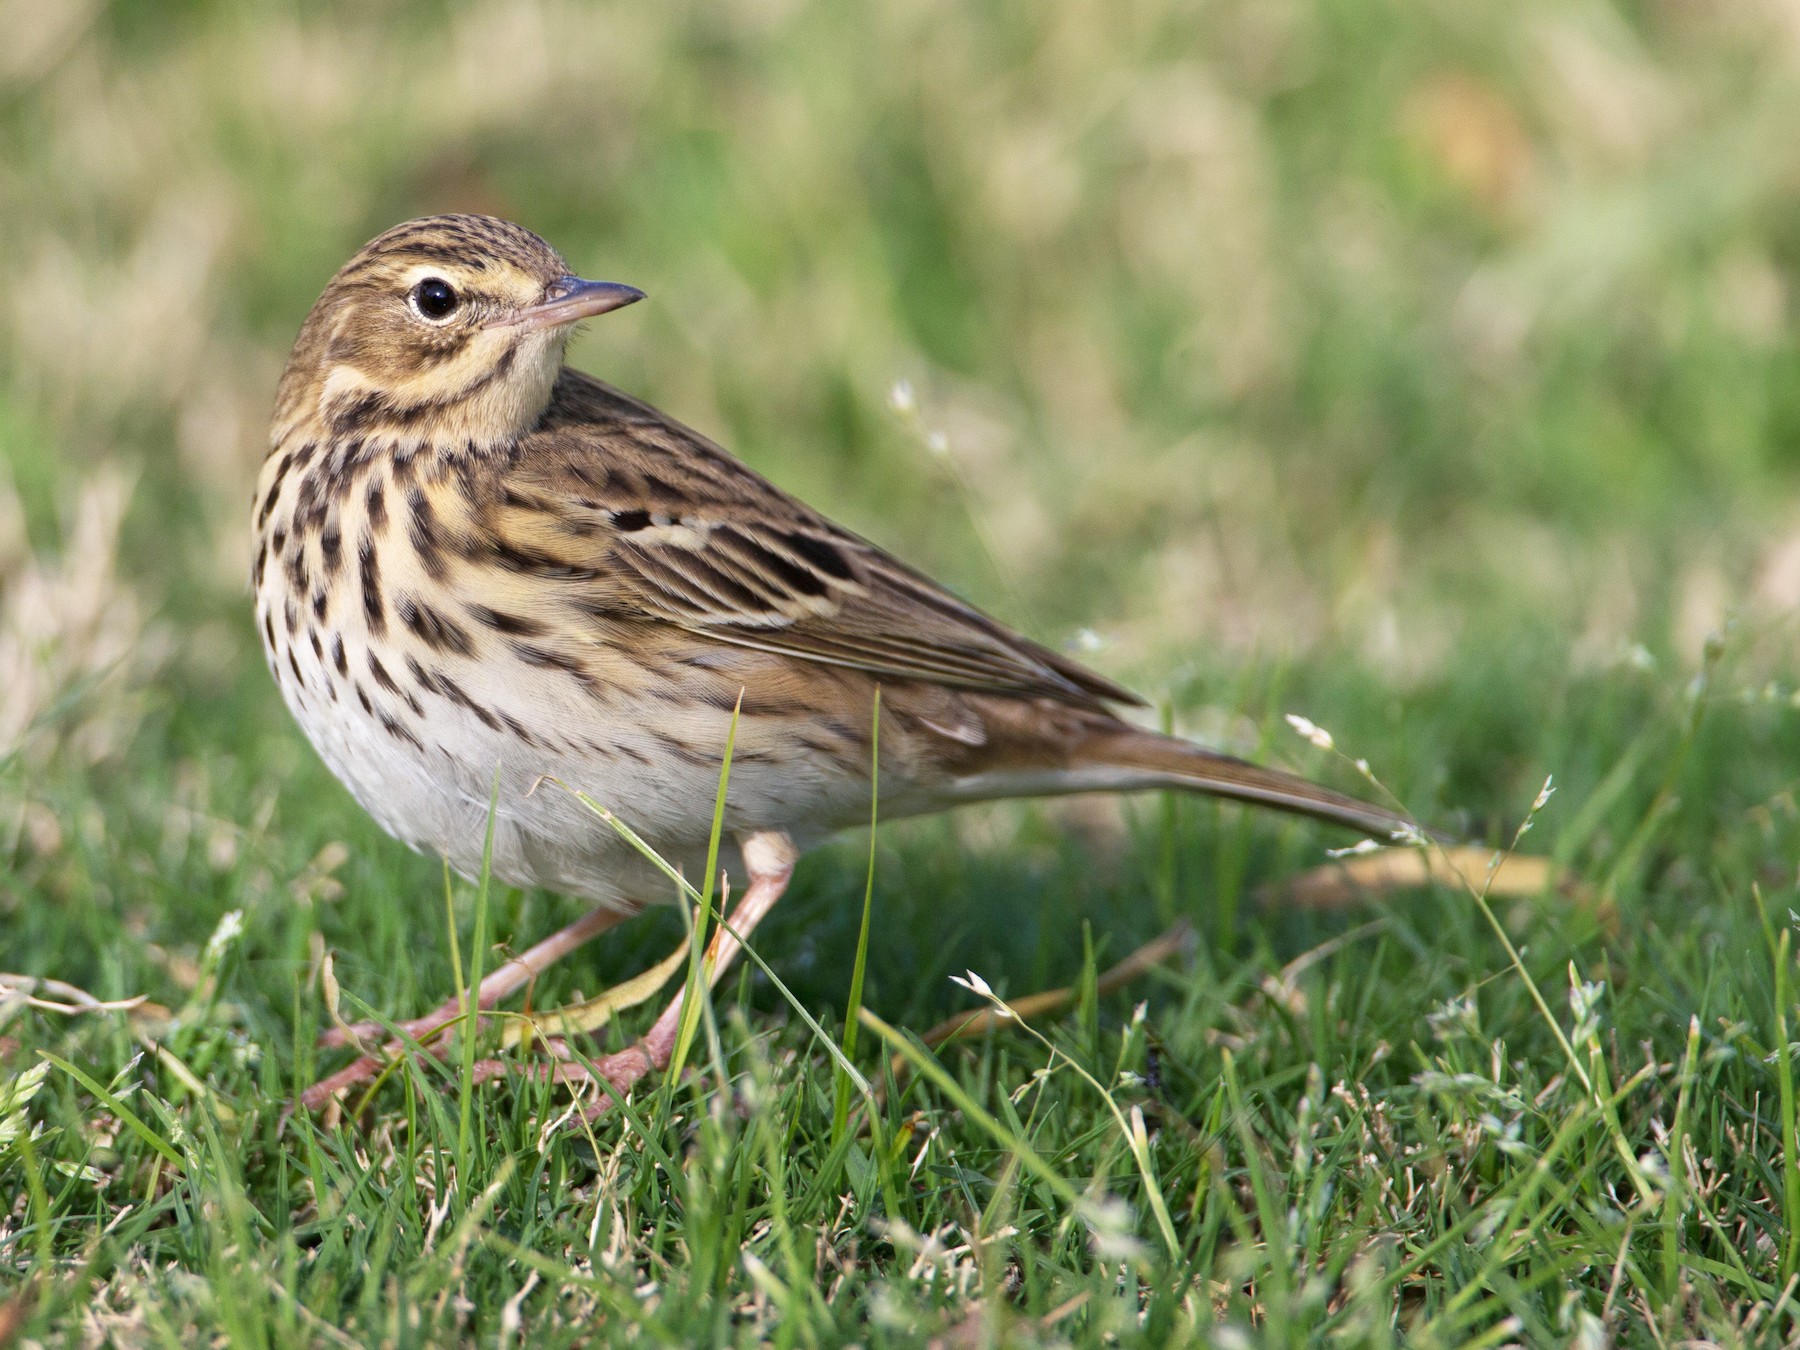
[5,0,1800,993]
[10,2,1800,1339]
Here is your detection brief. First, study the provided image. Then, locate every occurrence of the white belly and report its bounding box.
[258,595,857,907]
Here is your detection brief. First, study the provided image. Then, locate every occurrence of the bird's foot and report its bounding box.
[315,904,635,1052]
[298,833,795,1118]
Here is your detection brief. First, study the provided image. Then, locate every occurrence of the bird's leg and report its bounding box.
[556,832,799,1109]
[584,832,799,1099]
[300,902,635,1112]
[319,903,635,1048]
[304,835,799,1114]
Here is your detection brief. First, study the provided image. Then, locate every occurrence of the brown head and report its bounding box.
[271,215,643,452]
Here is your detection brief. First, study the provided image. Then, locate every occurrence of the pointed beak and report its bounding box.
[499,276,646,333]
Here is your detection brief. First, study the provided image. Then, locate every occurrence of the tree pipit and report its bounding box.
[256,215,1420,1109]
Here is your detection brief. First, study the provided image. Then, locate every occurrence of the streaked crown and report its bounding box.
[271,214,643,452]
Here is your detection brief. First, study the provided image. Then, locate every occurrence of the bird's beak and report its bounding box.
[499,276,646,333]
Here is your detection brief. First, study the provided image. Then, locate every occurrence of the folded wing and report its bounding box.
[501,371,1142,710]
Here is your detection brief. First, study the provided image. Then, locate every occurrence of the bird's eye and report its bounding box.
[410,277,459,320]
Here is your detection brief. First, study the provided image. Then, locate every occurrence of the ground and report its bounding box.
[5,1,1800,1344]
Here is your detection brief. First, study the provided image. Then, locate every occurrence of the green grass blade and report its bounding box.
[455,771,501,1173]
[859,1009,1082,1210]
[832,688,880,1144]
[1661,1013,1702,1300]
[664,693,741,1103]
[567,788,872,1097]
[37,1051,185,1170]
[1774,925,1800,1281]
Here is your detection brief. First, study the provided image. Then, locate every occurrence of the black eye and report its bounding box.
[411,277,459,320]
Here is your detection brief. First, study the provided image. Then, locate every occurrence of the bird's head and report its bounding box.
[273,214,643,450]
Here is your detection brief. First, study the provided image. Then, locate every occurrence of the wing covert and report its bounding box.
[493,371,1142,709]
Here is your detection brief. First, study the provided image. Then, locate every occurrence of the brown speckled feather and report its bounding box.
[492,369,1140,710]
[264,214,1434,1109]
[255,213,1421,918]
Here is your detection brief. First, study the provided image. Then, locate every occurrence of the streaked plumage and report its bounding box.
[256,215,1419,1102]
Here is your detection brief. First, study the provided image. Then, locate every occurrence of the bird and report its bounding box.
[254,214,1421,1109]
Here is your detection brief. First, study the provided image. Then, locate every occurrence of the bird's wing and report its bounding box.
[491,370,1142,709]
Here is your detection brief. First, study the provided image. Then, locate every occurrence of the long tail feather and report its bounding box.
[947,726,1419,841]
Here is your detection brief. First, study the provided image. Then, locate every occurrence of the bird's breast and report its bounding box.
[250,434,887,902]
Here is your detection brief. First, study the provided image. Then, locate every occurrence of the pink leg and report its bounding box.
[301,903,635,1111]
[460,833,799,1106]
[579,832,798,1104]
[319,904,635,1049]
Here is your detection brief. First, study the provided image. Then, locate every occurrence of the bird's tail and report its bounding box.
[944,723,1419,841]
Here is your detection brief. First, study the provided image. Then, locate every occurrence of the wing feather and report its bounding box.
[498,371,1144,709]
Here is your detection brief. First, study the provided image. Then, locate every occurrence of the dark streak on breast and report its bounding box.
[408,488,448,580]
[291,467,328,535]
[433,673,502,730]
[257,450,296,528]
[378,710,425,750]
[368,652,400,695]
[467,604,545,636]
[511,641,591,682]
[405,655,438,693]
[396,594,474,656]
[360,535,386,634]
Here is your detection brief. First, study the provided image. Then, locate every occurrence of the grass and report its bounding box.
[8,0,1800,1343]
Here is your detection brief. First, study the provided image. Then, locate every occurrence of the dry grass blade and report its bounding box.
[0,973,148,1016]
[913,920,1192,1054]
[0,465,155,767]
[1262,846,1605,922]
[501,940,690,1046]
